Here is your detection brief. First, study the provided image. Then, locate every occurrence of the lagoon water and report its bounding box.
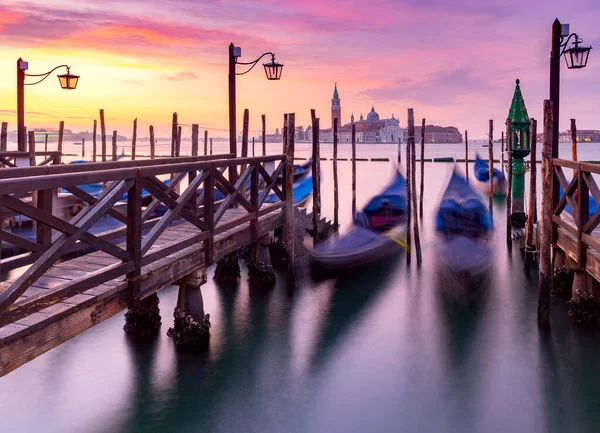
[1,140,600,433]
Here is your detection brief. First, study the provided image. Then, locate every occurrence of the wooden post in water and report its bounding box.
[100,109,106,162]
[92,120,97,162]
[420,119,425,218]
[112,130,118,161]
[204,130,208,156]
[171,113,178,157]
[131,118,137,160]
[464,130,468,178]
[191,124,199,157]
[501,131,505,173]
[284,113,296,289]
[241,109,249,197]
[57,121,64,165]
[410,110,422,264]
[406,109,413,264]
[333,117,339,231]
[28,130,35,167]
[538,100,553,328]
[352,123,357,216]
[210,138,213,155]
[525,118,538,272]
[82,138,85,158]
[506,119,513,244]
[262,114,266,156]
[397,137,402,163]
[488,119,494,197]
[252,137,255,157]
[44,133,48,154]
[176,126,182,157]
[149,125,155,159]
[571,119,578,175]
[283,114,288,153]
[311,109,321,246]
[1,122,8,151]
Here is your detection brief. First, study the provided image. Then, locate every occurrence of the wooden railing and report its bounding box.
[0,154,287,326]
[0,151,61,168]
[552,159,600,269]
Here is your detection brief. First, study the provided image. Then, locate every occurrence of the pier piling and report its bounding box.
[489,120,494,198]
[571,119,578,175]
[262,114,266,156]
[131,118,137,160]
[210,138,213,155]
[112,130,117,161]
[57,121,64,165]
[149,125,155,159]
[538,100,553,328]
[525,118,538,273]
[0,122,7,152]
[100,109,106,162]
[333,117,339,231]
[284,113,296,288]
[501,131,505,173]
[406,110,412,264]
[92,120,97,162]
[464,130,468,179]
[171,113,177,158]
[409,110,422,264]
[506,118,513,244]
[204,130,208,156]
[420,118,425,218]
[311,110,321,246]
[82,138,85,158]
[176,126,182,157]
[191,124,199,157]
[352,123,356,216]
[44,133,48,154]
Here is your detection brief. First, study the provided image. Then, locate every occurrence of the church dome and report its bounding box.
[366,105,379,121]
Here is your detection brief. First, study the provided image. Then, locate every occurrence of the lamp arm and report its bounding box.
[235,52,275,75]
[559,33,582,57]
[24,64,71,86]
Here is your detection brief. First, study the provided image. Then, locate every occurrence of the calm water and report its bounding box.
[1,141,600,433]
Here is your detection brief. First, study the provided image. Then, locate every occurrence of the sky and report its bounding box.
[0,0,599,139]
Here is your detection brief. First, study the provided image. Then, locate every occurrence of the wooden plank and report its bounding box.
[556,228,578,262]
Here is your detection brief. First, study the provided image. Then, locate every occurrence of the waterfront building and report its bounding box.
[320,84,404,143]
[413,125,463,143]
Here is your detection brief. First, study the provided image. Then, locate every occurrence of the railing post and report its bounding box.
[36,188,53,248]
[57,121,64,165]
[126,171,143,306]
[284,113,296,288]
[191,124,199,157]
[578,163,589,269]
[538,99,553,328]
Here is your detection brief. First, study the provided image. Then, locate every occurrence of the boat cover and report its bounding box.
[474,154,504,182]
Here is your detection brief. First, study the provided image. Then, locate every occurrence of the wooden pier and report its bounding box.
[0,152,309,376]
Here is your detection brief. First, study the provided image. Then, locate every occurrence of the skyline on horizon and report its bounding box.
[1,0,599,139]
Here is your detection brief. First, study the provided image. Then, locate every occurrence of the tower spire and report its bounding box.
[333,82,339,99]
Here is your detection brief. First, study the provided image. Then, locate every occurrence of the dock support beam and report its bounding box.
[168,268,211,349]
[123,293,162,341]
[214,252,241,284]
[248,233,276,288]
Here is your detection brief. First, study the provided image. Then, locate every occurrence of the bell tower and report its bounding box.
[331,83,341,129]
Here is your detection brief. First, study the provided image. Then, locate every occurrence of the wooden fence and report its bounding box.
[0,153,288,327]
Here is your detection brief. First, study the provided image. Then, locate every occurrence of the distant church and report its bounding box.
[320,83,404,143]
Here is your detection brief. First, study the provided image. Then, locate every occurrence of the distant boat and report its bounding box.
[435,170,493,282]
[473,154,506,195]
[311,170,406,278]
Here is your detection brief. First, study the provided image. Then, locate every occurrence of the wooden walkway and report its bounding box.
[0,153,297,376]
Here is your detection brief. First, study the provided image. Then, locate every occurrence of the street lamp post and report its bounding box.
[228,43,283,183]
[549,18,592,213]
[17,58,79,152]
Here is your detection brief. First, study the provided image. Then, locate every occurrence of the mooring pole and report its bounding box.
[571,118,578,176]
[506,118,513,244]
[82,137,85,159]
[333,117,339,231]
[489,119,494,198]
[525,118,538,272]
[92,120,97,162]
[501,131,505,173]
[171,112,177,158]
[352,123,357,216]
[112,130,117,161]
[311,110,321,246]
[262,114,266,156]
[204,130,208,156]
[419,118,425,218]
[100,109,106,162]
[57,121,64,165]
[406,109,413,264]
[284,113,296,289]
[538,100,553,328]
[464,130,468,179]
[0,122,7,152]
[191,124,199,157]
[411,110,422,264]
[149,125,155,159]
[131,118,137,160]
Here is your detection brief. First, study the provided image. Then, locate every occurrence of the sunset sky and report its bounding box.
[0,0,599,139]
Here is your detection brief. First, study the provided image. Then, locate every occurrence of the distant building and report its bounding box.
[320,84,404,143]
[559,129,600,143]
[414,125,463,143]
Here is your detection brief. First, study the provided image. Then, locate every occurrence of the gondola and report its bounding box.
[277,158,312,182]
[473,154,506,195]
[311,170,407,277]
[265,170,314,207]
[435,169,493,281]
